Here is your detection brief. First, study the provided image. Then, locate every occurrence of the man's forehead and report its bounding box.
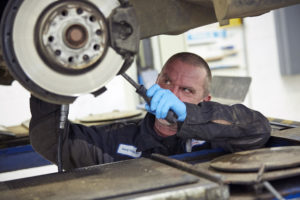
[162,61,207,79]
[160,63,205,89]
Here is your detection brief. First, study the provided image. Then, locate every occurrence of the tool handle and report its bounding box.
[137,85,151,104]
[165,109,178,124]
[137,85,178,124]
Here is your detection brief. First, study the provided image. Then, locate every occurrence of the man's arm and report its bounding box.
[177,102,271,152]
[29,96,116,170]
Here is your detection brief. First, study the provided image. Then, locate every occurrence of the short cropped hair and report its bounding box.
[163,52,212,97]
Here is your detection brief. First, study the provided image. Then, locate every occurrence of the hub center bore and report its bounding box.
[65,24,88,49]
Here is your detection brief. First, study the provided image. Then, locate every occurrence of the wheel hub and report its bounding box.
[65,24,88,49]
[35,1,108,73]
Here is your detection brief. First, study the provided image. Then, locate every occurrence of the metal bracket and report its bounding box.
[109,3,140,56]
[254,164,286,200]
[109,1,140,74]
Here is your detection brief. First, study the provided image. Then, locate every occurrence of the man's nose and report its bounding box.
[170,87,181,100]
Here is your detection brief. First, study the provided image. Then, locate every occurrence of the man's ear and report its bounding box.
[203,95,211,102]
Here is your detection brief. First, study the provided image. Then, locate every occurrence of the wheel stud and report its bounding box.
[83,55,89,61]
[76,8,83,15]
[55,50,61,56]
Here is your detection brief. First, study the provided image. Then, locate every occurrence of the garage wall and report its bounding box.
[0,82,30,126]
[244,11,300,121]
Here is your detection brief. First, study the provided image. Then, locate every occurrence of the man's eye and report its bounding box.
[183,88,192,93]
[164,80,171,85]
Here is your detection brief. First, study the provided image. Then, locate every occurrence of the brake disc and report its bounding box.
[1,0,139,104]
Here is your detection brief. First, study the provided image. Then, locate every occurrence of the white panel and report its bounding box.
[244,12,300,121]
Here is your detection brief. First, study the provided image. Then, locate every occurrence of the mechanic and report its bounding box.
[29,52,271,170]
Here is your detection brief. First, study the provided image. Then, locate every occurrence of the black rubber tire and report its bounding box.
[0,0,14,85]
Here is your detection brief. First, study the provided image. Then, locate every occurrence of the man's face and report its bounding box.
[157,59,210,104]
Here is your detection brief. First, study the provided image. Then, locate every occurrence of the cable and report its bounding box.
[57,104,69,172]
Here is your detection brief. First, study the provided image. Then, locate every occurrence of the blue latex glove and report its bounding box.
[145,84,186,122]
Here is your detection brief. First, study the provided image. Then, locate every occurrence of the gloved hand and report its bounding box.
[145,84,186,122]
